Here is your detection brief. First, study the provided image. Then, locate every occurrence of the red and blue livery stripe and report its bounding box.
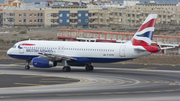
[137,18,156,32]
[132,14,159,53]
[18,43,35,49]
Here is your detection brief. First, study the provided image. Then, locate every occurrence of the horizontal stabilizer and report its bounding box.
[134,47,146,51]
[161,47,175,50]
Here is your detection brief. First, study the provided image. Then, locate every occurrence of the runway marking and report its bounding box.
[0,73,85,89]
[125,81,133,83]
[169,83,176,85]
[22,76,54,78]
[0,96,10,98]
[131,91,148,93]
[14,83,45,86]
[154,81,161,83]
[115,81,123,83]
[85,80,180,85]
[172,65,175,66]
[164,90,176,92]
[10,63,25,65]
[101,92,113,94]
[164,81,171,83]
[39,81,73,83]
[144,81,151,83]
[137,67,157,70]
[114,92,130,94]
[41,78,77,81]
[144,64,147,65]
[1,71,179,87]
[149,91,162,93]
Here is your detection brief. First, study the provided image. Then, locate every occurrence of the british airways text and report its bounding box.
[26,49,54,53]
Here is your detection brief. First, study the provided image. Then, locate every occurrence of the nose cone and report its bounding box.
[7,49,11,56]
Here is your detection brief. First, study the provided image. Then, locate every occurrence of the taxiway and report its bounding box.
[0,62,180,101]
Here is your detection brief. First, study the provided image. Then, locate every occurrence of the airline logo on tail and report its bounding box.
[132,14,157,46]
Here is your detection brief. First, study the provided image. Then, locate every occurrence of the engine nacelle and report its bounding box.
[32,57,57,68]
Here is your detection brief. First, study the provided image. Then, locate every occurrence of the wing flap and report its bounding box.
[38,52,77,61]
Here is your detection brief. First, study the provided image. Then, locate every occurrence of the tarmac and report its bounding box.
[0,61,180,101]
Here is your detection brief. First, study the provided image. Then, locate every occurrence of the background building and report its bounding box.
[3,8,44,27]
[3,0,180,28]
[44,4,100,28]
[10,0,22,7]
[0,9,4,27]
[5,0,21,4]
[94,1,180,27]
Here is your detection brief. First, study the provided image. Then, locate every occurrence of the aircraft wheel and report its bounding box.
[63,66,71,72]
[90,65,94,71]
[25,65,30,70]
[86,65,93,71]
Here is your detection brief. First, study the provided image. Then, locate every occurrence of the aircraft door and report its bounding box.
[57,46,64,53]
[119,45,126,57]
[57,46,61,53]
[19,47,24,53]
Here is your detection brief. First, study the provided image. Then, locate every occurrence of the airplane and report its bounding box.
[7,14,170,72]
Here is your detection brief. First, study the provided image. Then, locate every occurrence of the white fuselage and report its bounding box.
[7,40,151,63]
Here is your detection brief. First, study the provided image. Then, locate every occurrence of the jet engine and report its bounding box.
[32,57,57,68]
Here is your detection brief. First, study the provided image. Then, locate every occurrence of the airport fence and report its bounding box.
[57,29,180,44]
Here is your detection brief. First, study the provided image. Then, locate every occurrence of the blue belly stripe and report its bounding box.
[8,54,133,64]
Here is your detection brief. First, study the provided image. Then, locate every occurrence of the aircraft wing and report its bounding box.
[38,52,77,61]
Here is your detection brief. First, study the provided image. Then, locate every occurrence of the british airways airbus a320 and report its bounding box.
[7,14,168,72]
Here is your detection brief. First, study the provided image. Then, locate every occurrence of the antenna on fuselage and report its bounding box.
[29,38,31,41]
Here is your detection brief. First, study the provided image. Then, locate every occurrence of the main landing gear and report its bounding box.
[25,60,31,70]
[85,65,94,71]
[62,60,94,72]
[62,65,94,72]
[62,60,71,72]
[63,66,71,72]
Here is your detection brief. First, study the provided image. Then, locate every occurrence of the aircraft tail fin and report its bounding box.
[131,14,157,46]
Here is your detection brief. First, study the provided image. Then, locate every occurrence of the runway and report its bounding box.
[0,62,180,101]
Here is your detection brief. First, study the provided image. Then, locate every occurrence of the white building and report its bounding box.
[123,0,140,6]
[20,3,42,10]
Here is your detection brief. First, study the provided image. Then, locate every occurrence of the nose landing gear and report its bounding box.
[25,65,30,70]
[25,60,31,70]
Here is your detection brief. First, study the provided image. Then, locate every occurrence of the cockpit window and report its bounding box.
[12,45,16,48]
